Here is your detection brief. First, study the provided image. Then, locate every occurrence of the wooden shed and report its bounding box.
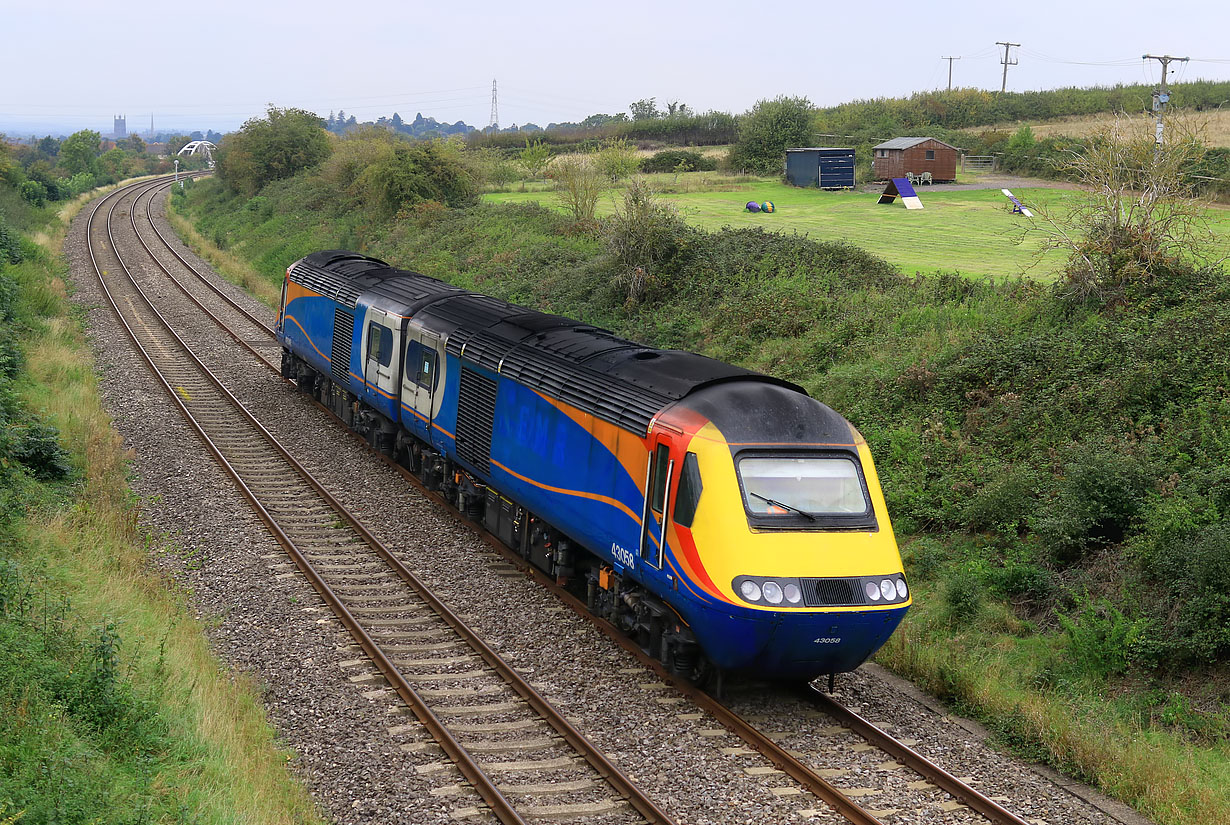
[871,137,958,182]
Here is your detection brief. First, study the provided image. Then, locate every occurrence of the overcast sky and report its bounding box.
[2,0,1228,137]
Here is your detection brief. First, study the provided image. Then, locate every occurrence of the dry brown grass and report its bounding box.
[973,110,1230,147]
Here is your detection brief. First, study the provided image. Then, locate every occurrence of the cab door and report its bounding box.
[402,328,442,441]
[639,432,676,570]
[362,309,401,405]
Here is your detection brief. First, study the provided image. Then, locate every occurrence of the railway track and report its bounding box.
[87,177,673,825]
[93,175,1071,825]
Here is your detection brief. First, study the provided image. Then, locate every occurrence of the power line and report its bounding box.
[1142,53,1190,153]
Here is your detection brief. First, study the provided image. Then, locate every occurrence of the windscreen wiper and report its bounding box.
[749,491,815,520]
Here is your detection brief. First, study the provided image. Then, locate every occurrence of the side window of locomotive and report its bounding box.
[673,452,703,528]
[649,444,670,514]
[367,323,393,367]
[416,349,438,390]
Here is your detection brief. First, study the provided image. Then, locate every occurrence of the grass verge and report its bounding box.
[0,185,323,824]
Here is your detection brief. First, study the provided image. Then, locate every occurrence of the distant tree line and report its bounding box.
[0,129,196,207]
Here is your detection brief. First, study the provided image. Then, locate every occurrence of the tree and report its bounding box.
[629,98,661,121]
[391,112,404,131]
[665,100,691,118]
[165,134,193,156]
[729,96,815,176]
[98,148,128,181]
[215,107,331,196]
[37,136,59,157]
[594,138,640,183]
[519,138,552,179]
[58,129,101,176]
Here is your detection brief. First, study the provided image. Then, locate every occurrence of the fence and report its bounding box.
[962,155,997,172]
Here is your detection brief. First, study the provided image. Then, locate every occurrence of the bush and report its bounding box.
[11,419,72,480]
[594,138,640,183]
[18,180,46,208]
[552,156,603,226]
[944,571,983,623]
[1034,445,1152,563]
[1057,595,1143,678]
[602,179,689,304]
[640,149,717,174]
[0,217,22,265]
[729,96,815,176]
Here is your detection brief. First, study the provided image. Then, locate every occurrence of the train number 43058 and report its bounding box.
[611,542,636,569]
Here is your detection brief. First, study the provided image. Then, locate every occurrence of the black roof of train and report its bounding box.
[292,251,809,436]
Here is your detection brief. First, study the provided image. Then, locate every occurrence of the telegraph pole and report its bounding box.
[1142,53,1189,152]
[996,41,1019,93]
[942,56,961,91]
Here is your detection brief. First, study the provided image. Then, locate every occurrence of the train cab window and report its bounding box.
[405,340,421,378]
[737,456,868,517]
[416,348,438,390]
[367,322,393,368]
[649,444,671,514]
[673,452,703,528]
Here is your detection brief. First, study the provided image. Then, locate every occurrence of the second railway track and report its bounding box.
[87,177,673,825]
[80,175,1126,825]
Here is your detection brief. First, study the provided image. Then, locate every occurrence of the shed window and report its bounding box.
[876,149,886,158]
[925,149,935,160]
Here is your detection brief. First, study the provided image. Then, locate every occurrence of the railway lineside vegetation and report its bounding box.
[184,108,1230,825]
[0,160,323,823]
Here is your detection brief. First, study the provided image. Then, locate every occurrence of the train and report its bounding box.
[276,250,910,683]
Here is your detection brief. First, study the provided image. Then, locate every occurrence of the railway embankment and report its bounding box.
[172,141,1229,825]
[0,181,323,824]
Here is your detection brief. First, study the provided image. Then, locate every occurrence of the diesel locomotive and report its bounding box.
[277,250,910,682]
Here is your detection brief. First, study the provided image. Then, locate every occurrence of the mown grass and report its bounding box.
[486,177,1230,279]
[177,172,1230,825]
[0,188,323,824]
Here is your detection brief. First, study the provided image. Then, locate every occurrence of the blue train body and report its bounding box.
[278,251,909,681]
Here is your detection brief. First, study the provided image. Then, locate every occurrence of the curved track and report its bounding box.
[98,175,1045,825]
[87,177,674,825]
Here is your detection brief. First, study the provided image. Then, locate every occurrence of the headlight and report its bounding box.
[880,579,895,601]
[896,579,908,599]
[740,580,762,602]
[865,580,881,601]
[784,583,802,604]
[762,581,784,604]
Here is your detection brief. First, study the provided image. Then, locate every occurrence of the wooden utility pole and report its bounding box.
[942,56,961,91]
[996,41,1019,93]
[1142,53,1189,152]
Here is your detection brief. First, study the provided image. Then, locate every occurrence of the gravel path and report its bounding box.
[62,183,1151,825]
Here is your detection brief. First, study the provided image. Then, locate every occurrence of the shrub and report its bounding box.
[943,571,983,623]
[1034,444,1152,563]
[0,217,22,265]
[640,149,717,174]
[18,180,47,207]
[552,156,603,226]
[1057,595,1143,678]
[11,419,73,480]
[602,179,689,304]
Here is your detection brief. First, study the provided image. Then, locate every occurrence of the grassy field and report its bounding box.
[486,178,1230,280]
